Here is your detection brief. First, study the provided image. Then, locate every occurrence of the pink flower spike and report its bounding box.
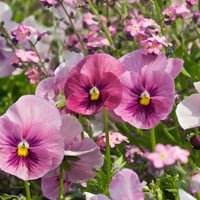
[109,168,144,200]
[0,95,64,180]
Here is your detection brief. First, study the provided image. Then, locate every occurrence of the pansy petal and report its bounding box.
[176,94,200,129]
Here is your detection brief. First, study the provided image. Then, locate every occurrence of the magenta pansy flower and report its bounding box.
[114,69,175,129]
[176,81,200,129]
[41,115,103,199]
[0,95,64,180]
[64,53,125,115]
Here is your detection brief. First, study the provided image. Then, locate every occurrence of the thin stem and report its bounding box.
[87,0,115,49]
[103,109,111,191]
[24,180,31,200]
[59,164,64,200]
[29,40,49,76]
[58,0,88,54]
[150,128,156,152]
[153,0,164,34]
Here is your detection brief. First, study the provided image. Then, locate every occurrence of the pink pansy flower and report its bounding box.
[64,53,125,115]
[144,144,189,169]
[190,172,200,195]
[176,81,200,129]
[12,49,40,64]
[0,95,64,180]
[41,169,71,200]
[119,49,183,79]
[36,52,83,113]
[41,115,103,199]
[114,69,175,129]
[97,131,129,148]
[85,168,144,200]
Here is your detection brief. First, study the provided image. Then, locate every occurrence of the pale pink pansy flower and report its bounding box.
[0,95,64,180]
[176,81,200,129]
[41,115,103,199]
[85,168,144,200]
[36,51,84,113]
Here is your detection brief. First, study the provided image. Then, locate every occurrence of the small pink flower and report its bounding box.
[140,35,171,55]
[125,145,144,162]
[11,24,38,42]
[162,6,177,24]
[12,49,39,64]
[144,144,189,169]
[25,66,45,84]
[97,131,129,148]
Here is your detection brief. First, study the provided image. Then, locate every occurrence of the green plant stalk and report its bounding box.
[150,128,156,151]
[103,109,111,191]
[24,180,32,200]
[29,40,49,76]
[58,0,88,54]
[59,164,64,200]
[87,0,115,48]
[153,0,164,34]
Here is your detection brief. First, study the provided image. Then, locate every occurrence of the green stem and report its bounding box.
[103,109,111,191]
[24,180,31,200]
[150,128,156,151]
[58,0,88,54]
[153,0,164,34]
[87,0,115,49]
[29,40,49,76]
[59,164,64,200]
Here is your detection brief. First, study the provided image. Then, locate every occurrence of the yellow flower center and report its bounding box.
[17,141,29,157]
[139,91,151,106]
[160,153,166,159]
[89,86,100,101]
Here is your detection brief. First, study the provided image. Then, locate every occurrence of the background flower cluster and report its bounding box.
[0,0,200,200]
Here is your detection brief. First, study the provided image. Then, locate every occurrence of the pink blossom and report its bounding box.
[144,144,189,169]
[85,168,144,200]
[12,49,40,64]
[25,66,45,84]
[64,53,125,115]
[190,172,200,195]
[36,52,84,113]
[40,0,58,7]
[0,95,64,180]
[97,131,129,148]
[11,24,38,42]
[109,168,144,200]
[41,115,103,199]
[125,145,144,162]
[162,6,177,24]
[140,35,171,55]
